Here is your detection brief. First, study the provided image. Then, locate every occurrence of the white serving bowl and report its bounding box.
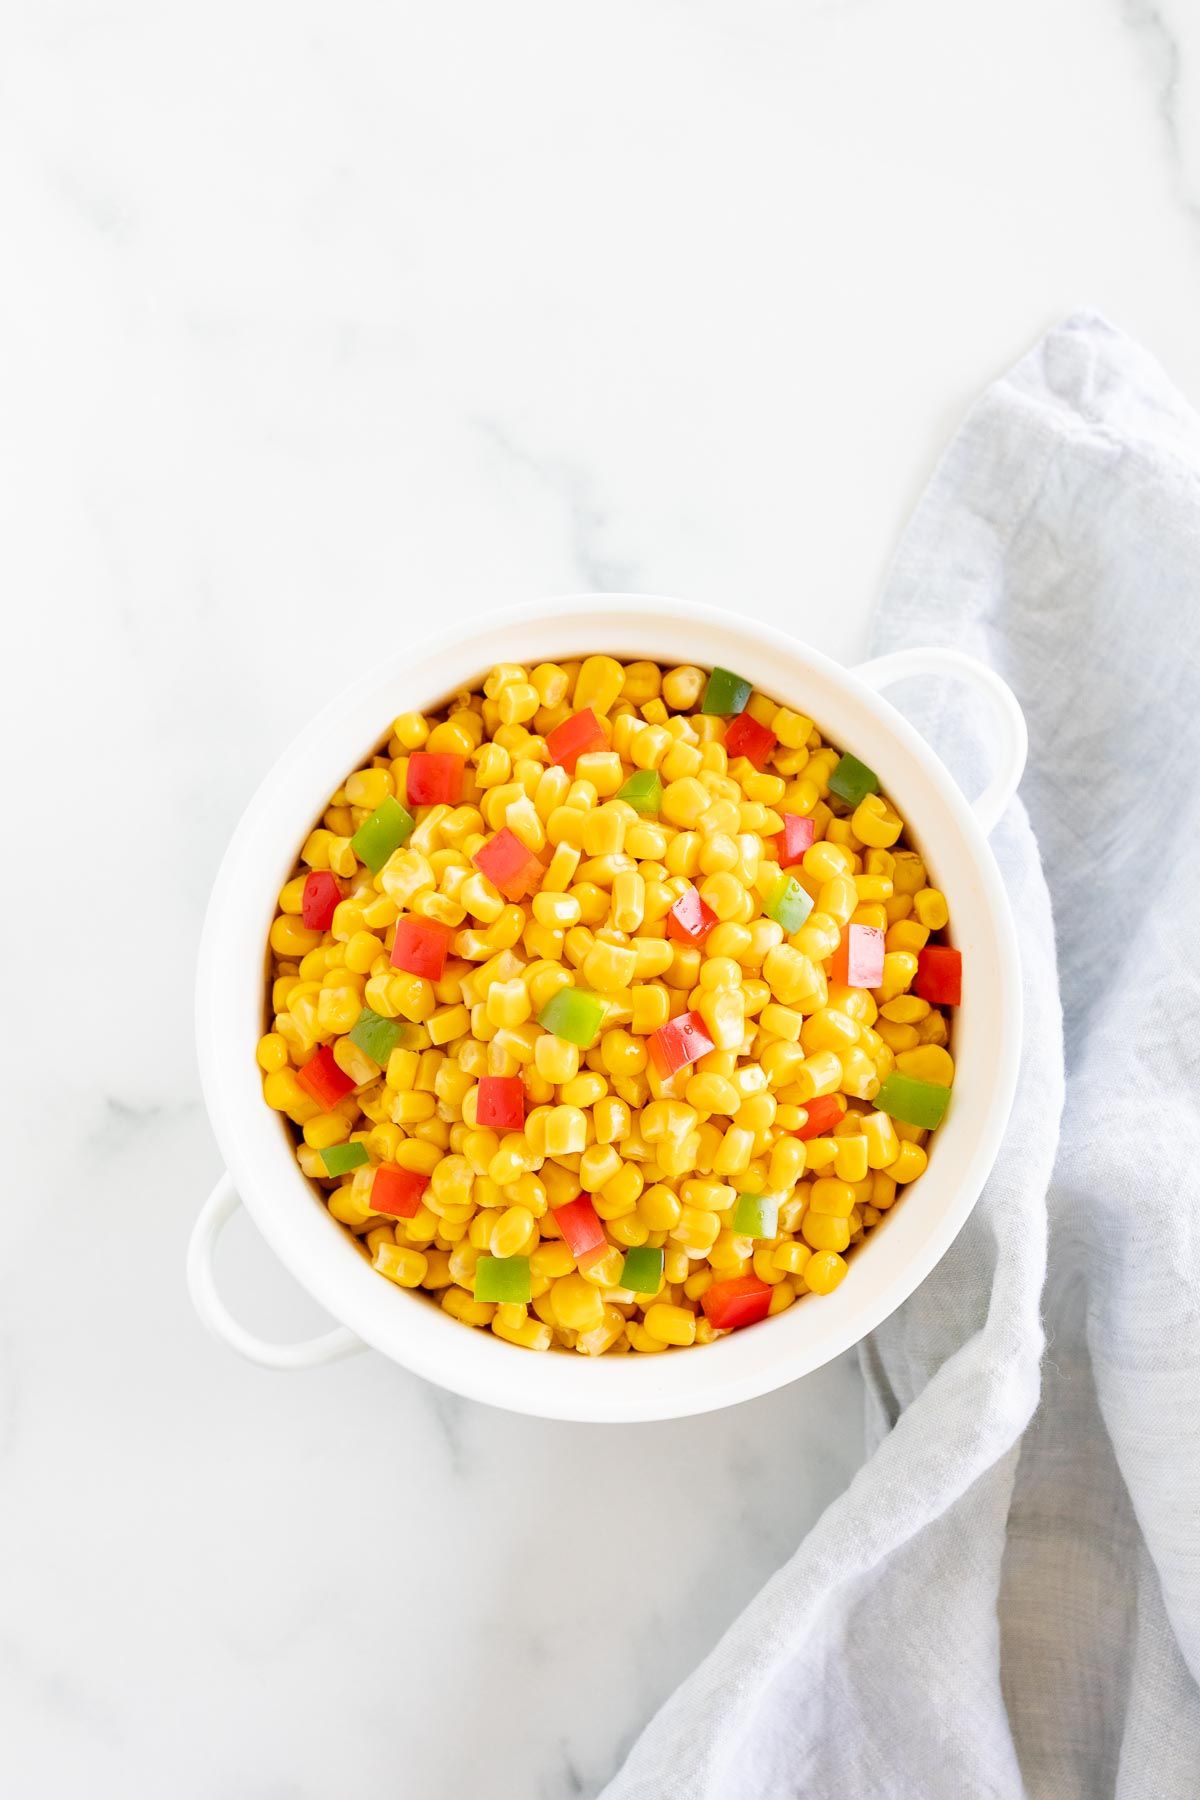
[189,594,1025,1422]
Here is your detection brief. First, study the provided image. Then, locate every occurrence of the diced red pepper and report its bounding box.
[406,752,465,808]
[295,1045,356,1110]
[828,923,886,989]
[301,871,343,931]
[476,1074,525,1130]
[702,1274,773,1330]
[724,712,778,769]
[391,916,454,981]
[545,708,607,772]
[552,1195,608,1263]
[792,1093,847,1139]
[914,945,962,1006]
[370,1165,429,1219]
[647,1010,716,1078]
[472,827,546,901]
[773,812,815,869]
[666,886,719,945]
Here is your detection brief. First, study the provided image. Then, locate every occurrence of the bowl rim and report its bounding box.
[196,592,1022,1420]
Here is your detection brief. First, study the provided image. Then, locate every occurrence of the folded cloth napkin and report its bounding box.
[603,312,1200,1800]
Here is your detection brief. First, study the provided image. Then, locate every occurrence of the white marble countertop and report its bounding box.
[5,0,1200,1793]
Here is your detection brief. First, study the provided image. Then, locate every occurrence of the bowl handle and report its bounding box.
[188,1172,366,1370]
[853,646,1027,836]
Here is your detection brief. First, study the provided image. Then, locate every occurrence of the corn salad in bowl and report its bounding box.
[258,655,960,1356]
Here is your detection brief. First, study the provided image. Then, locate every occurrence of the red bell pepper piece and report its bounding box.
[391,916,455,981]
[792,1093,847,1139]
[406,752,465,808]
[724,712,778,769]
[472,827,546,901]
[914,945,962,1006]
[370,1165,429,1218]
[476,1074,525,1130]
[702,1274,773,1330]
[295,1045,356,1110]
[552,1195,608,1264]
[666,886,719,945]
[301,871,343,932]
[647,1010,716,1078]
[828,923,886,989]
[773,813,815,869]
[545,708,607,772]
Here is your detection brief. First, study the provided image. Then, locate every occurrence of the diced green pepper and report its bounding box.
[876,1072,950,1129]
[537,986,607,1048]
[474,1255,532,1303]
[351,796,414,872]
[732,1193,778,1238]
[348,1007,404,1066]
[828,752,879,808]
[319,1140,370,1176]
[763,873,813,933]
[617,770,663,815]
[620,1245,664,1295]
[701,666,753,716]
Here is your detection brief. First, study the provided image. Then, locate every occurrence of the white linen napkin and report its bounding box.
[602,312,1200,1799]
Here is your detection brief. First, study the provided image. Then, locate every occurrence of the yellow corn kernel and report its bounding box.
[263,1068,321,1124]
[851,793,903,848]
[374,1244,428,1287]
[256,1032,289,1072]
[643,1302,697,1347]
[662,664,705,711]
[895,1045,955,1087]
[659,777,709,829]
[918,1010,950,1048]
[771,1240,812,1278]
[638,1185,682,1232]
[269,915,323,959]
[887,1141,929,1184]
[581,940,636,993]
[801,1211,851,1252]
[804,1250,848,1295]
[424,1004,467,1047]
[606,869,643,934]
[668,1205,719,1253]
[544,1104,588,1156]
[808,1177,857,1219]
[391,710,430,751]
[577,1143,621,1193]
[302,1110,353,1151]
[573,752,622,798]
[492,1313,553,1350]
[768,1137,807,1191]
[442,1287,496,1327]
[488,1205,536,1259]
[762,944,825,1010]
[573,655,625,716]
[682,1072,738,1116]
[877,951,919,1002]
[548,1273,604,1333]
[627,1320,667,1353]
[534,1034,581,1086]
[861,1110,901,1170]
[832,1136,869,1183]
[913,887,950,930]
[872,1173,898,1211]
[496,681,540,726]
[711,1124,754,1176]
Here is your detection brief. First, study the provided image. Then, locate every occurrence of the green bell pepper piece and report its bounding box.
[876,1072,950,1129]
[701,666,753,716]
[620,1245,665,1295]
[617,770,664,815]
[474,1255,532,1304]
[828,752,879,808]
[348,1007,404,1066]
[537,986,607,1048]
[763,873,813,933]
[319,1140,370,1176]
[351,796,415,872]
[732,1193,778,1238]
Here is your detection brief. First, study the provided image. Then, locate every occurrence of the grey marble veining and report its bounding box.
[4,0,1200,1794]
